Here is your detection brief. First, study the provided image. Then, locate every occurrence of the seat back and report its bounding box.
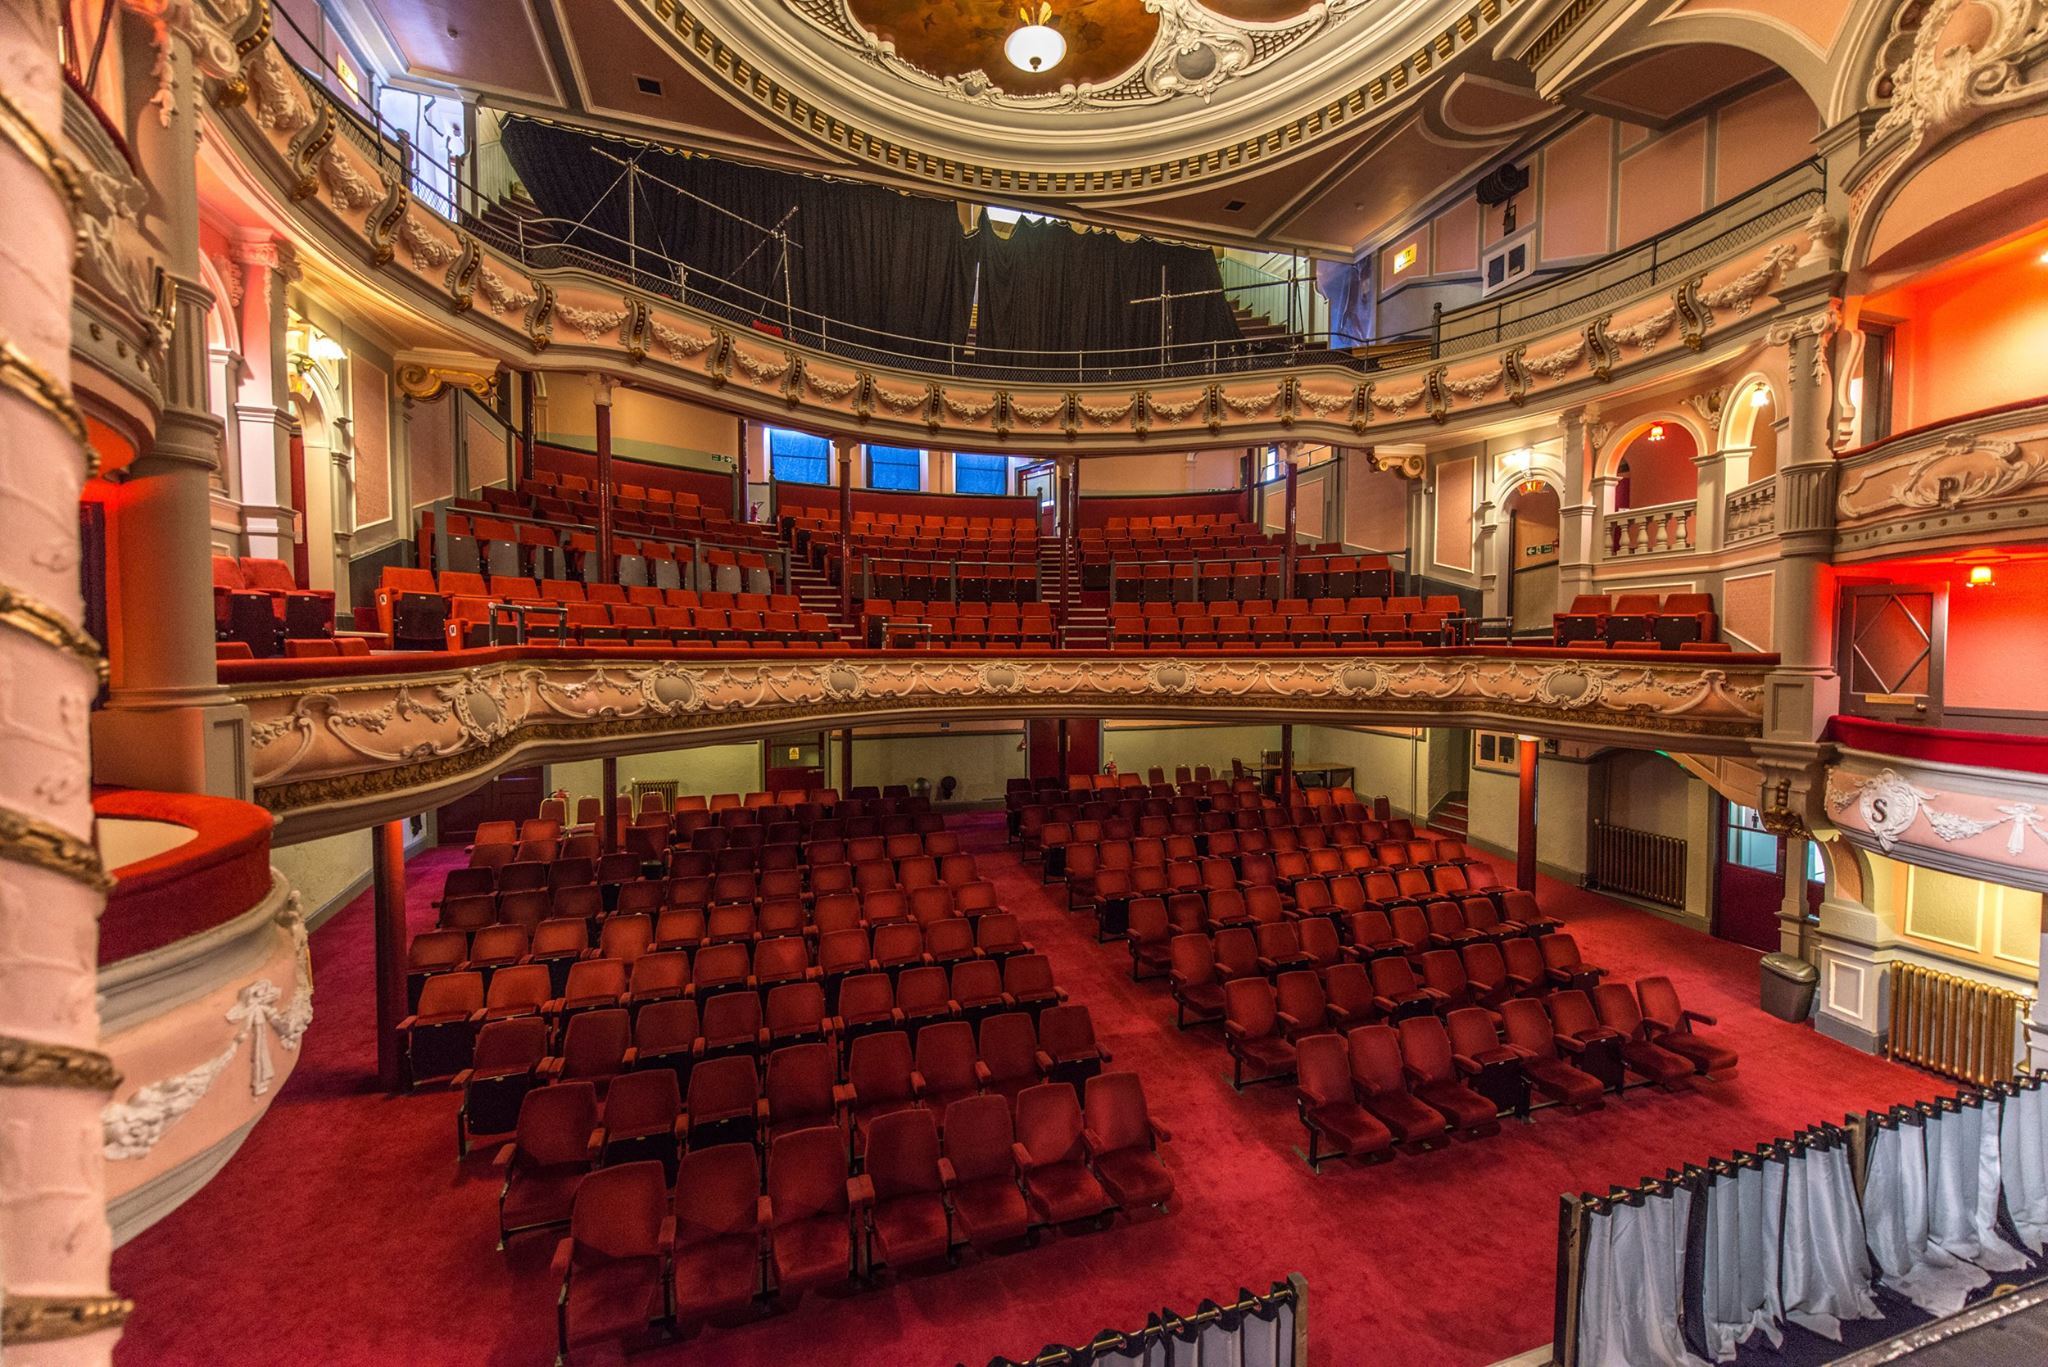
[941,1093,1017,1183]
[865,1107,943,1201]
[1224,976,1278,1039]
[1082,1071,1155,1155]
[977,1011,1038,1083]
[675,1143,761,1244]
[1014,1082,1086,1165]
[913,1020,977,1094]
[1295,1032,1351,1106]
[1395,1015,1457,1086]
[515,1080,599,1166]
[1036,1004,1097,1060]
[1345,1025,1407,1098]
[764,1041,837,1123]
[635,998,700,1055]
[568,1159,668,1263]
[767,1125,849,1220]
[1546,989,1603,1039]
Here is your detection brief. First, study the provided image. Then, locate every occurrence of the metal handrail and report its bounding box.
[260,7,1824,387]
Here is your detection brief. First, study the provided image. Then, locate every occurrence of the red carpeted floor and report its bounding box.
[112,817,1934,1366]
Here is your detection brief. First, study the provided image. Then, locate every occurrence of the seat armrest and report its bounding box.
[936,1157,958,1189]
[1553,1034,1586,1055]
[1011,1141,1036,1171]
[832,1083,857,1108]
[396,1015,419,1032]
[1081,1126,1108,1158]
[493,1143,517,1167]
[585,1127,605,1159]
[1401,1064,1429,1087]
[757,1195,776,1228]
[1150,1118,1171,1143]
[1033,1049,1054,1072]
[450,1068,473,1088]
[659,1215,676,1248]
[753,1098,770,1123]
[1223,1021,1250,1042]
[538,1057,564,1080]
[1452,1053,1483,1075]
[551,1236,574,1280]
[909,1070,928,1096]
[847,1174,875,1210]
[1276,1011,1304,1032]
[1683,1010,1718,1027]
[1372,995,1398,1014]
[973,1060,993,1085]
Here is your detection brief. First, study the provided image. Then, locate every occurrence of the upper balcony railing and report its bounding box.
[261,3,1825,388]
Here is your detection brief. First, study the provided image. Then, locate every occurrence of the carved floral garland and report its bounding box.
[101,897,314,1161]
[1443,368,1504,401]
[1299,390,1350,417]
[1827,766,2048,855]
[1608,306,1677,351]
[1221,388,1281,416]
[397,216,457,271]
[873,385,927,414]
[651,320,716,360]
[1523,339,1585,379]
[1372,386,1424,415]
[476,267,536,316]
[1077,397,1135,424]
[805,371,858,401]
[1011,398,1064,425]
[729,348,792,384]
[1697,242,1798,316]
[557,303,629,342]
[320,146,379,212]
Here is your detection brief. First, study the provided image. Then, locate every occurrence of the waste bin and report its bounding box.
[1760,953,1818,1021]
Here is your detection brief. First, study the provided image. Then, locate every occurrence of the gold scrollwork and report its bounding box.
[0,804,115,892]
[0,1035,122,1092]
[0,1292,135,1343]
[0,338,94,470]
[0,585,108,686]
[0,86,84,222]
[394,362,499,404]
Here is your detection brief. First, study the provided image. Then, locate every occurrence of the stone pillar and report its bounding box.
[518,370,536,485]
[835,438,854,619]
[1690,447,1730,553]
[840,728,854,790]
[1556,409,1600,603]
[91,11,245,798]
[373,819,409,1092]
[1516,737,1539,891]
[1779,834,1814,959]
[0,7,125,1353]
[592,376,614,583]
[1280,457,1298,593]
[1764,284,1844,739]
[1476,496,1501,619]
[228,230,298,571]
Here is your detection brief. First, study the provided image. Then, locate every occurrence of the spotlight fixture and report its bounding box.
[1967,562,1998,588]
[1005,4,1065,74]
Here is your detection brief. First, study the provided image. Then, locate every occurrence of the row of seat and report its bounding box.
[1105,611,1456,648]
[860,561,1041,603]
[375,568,799,649]
[435,510,775,587]
[1553,592,1720,648]
[1034,819,1432,878]
[1062,851,1496,924]
[1103,554,1399,603]
[493,476,712,509]
[530,1075,1167,1358]
[212,555,337,656]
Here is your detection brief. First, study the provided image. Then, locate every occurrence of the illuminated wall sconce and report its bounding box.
[1967,563,1997,588]
[1751,386,1771,408]
[1646,422,1666,441]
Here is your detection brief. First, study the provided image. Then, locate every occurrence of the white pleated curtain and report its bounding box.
[1578,1138,1879,1365]
[2002,1081,2048,1251]
[1862,1098,2030,1316]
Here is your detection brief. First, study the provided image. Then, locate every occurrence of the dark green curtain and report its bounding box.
[974,217,1242,365]
[498,118,976,361]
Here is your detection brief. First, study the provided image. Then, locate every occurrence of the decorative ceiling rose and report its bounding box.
[1005,4,1066,74]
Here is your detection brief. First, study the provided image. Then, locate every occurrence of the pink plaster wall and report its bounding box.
[1619,425,1699,507]
[351,359,390,525]
[1539,118,1615,262]
[1618,120,1708,247]
[1435,198,1481,275]
[1883,234,2048,430]
[1433,456,1475,571]
[1344,461,1411,551]
[1713,80,1818,203]
[1719,569,1776,651]
[408,393,455,506]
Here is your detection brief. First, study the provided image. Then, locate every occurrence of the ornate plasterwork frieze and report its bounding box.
[232,652,1770,828]
[101,896,313,1161]
[787,0,1369,114]
[1827,754,2048,894]
[629,0,1542,199]
[1838,425,2048,521]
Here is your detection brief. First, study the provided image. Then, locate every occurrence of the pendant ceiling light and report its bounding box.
[1005,3,1066,74]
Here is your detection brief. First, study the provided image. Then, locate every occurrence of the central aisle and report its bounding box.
[112,813,1931,1367]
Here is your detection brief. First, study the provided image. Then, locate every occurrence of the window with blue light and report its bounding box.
[954,454,1011,496]
[867,445,923,491]
[768,428,830,485]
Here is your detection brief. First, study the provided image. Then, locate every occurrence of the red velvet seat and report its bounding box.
[631,998,699,1089]
[670,1143,763,1323]
[1552,593,1610,646]
[401,970,483,1086]
[1082,1071,1172,1211]
[1346,1025,1448,1146]
[859,1108,951,1272]
[1544,989,1628,1094]
[1499,998,1605,1109]
[497,1081,598,1246]
[1635,976,1738,1075]
[552,1159,669,1362]
[1223,977,1298,1089]
[762,1042,846,1146]
[681,1054,759,1151]
[940,1094,1032,1249]
[914,1020,980,1115]
[456,1016,548,1156]
[1015,1082,1114,1226]
[1295,1031,1394,1170]
[1367,954,1442,1021]
[975,1011,1043,1104]
[1539,933,1604,992]
[1396,1016,1501,1135]
[847,1030,925,1151]
[543,1007,633,1092]
[1592,983,1696,1087]
[766,1126,858,1295]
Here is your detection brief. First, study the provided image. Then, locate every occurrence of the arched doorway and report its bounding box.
[1606,417,1701,555]
[1502,479,1560,635]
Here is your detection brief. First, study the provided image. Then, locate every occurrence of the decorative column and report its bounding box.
[1762,285,1844,736]
[839,728,854,791]
[835,438,854,620]
[1280,452,1299,595]
[591,376,615,583]
[91,5,246,797]
[1689,448,1731,553]
[0,5,126,1355]
[518,370,535,485]
[1476,495,1501,619]
[602,756,619,853]
[228,230,299,572]
[1556,408,1601,602]
[372,819,408,1092]
[732,417,749,521]
[1516,736,1539,891]
[1278,724,1294,804]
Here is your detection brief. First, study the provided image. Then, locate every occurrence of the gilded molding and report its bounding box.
[283,98,333,203]
[445,233,482,313]
[0,803,115,892]
[212,0,275,108]
[0,585,108,686]
[0,336,93,462]
[394,361,498,404]
[0,85,84,221]
[365,170,409,266]
[0,1293,134,1343]
[0,1036,121,1092]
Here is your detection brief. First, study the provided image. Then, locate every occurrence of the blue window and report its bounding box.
[954,453,1010,496]
[768,428,830,485]
[867,445,923,491]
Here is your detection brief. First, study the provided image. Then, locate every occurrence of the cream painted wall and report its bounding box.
[547,741,765,807]
[1300,725,1425,816]
[538,382,739,472]
[272,828,373,929]
[1078,451,1245,492]
[1601,750,1693,838]
[1102,723,1281,782]
[840,731,1025,804]
[1463,755,1593,880]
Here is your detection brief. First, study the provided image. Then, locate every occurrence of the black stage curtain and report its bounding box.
[498,118,977,360]
[974,217,1242,366]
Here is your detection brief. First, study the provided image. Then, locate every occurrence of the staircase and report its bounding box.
[1040,543,1108,649]
[1231,302,1301,350]
[784,551,863,644]
[1428,792,1469,839]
